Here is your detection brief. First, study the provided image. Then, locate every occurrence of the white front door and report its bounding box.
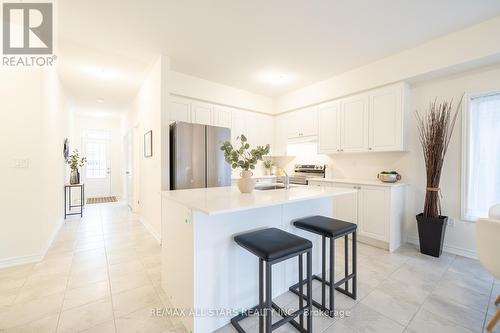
[84,139,111,197]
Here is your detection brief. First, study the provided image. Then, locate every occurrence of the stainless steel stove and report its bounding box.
[288,164,326,185]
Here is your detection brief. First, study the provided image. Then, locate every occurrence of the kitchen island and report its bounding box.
[161,185,356,333]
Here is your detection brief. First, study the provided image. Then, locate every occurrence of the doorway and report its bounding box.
[83,130,112,197]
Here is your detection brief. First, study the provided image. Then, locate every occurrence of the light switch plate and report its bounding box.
[13,158,29,168]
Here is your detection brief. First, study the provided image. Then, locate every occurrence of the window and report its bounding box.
[462,92,500,221]
[86,142,107,178]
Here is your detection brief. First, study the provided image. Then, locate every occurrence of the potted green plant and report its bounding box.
[66,150,87,185]
[220,135,270,193]
[415,97,461,257]
[263,159,274,176]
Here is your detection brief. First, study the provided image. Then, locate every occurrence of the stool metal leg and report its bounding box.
[329,237,335,317]
[259,258,264,333]
[344,235,348,291]
[321,236,326,310]
[306,250,312,333]
[352,231,357,299]
[298,254,304,329]
[265,261,272,333]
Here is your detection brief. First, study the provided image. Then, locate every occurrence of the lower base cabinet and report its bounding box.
[309,180,406,252]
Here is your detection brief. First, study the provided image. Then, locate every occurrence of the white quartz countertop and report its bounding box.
[162,185,356,215]
[308,178,407,187]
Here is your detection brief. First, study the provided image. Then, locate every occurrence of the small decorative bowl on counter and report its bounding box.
[377,171,402,183]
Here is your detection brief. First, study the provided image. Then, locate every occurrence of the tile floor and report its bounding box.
[0,202,498,333]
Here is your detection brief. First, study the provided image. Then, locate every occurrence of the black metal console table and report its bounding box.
[64,184,85,218]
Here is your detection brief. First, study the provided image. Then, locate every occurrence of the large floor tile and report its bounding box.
[62,280,110,310]
[422,294,486,332]
[0,292,64,329]
[112,284,161,317]
[361,288,420,326]
[330,303,405,333]
[115,302,173,333]
[408,308,476,333]
[56,298,113,333]
[2,314,59,333]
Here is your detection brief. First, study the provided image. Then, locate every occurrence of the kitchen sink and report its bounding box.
[255,184,296,191]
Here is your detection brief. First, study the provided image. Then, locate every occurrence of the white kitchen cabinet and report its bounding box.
[368,83,406,151]
[169,96,191,123]
[212,105,232,128]
[340,94,369,152]
[316,82,407,154]
[273,113,289,156]
[286,107,318,138]
[191,101,213,125]
[231,110,273,150]
[317,101,341,154]
[308,179,405,252]
[358,185,389,241]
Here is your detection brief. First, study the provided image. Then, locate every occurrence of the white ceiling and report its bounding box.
[58,0,500,109]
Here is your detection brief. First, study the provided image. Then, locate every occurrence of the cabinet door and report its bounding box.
[318,102,340,154]
[169,97,191,123]
[255,113,274,149]
[212,106,232,128]
[273,113,289,156]
[286,107,318,138]
[358,185,389,241]
[231,109,246,142]
[191,101,213,125]
[369,85,403,151]
[331,183,358,224]
[340,94,369,152]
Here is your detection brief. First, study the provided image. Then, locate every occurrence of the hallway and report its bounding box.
[0,202,181,332]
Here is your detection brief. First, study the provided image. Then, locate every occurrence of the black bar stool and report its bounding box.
[289,215,357,318]
[232,228,313,333]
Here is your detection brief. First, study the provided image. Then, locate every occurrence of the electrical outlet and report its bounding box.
[13,158,29,168]
[446,218,455,227]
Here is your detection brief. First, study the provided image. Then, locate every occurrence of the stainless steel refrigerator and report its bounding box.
[170,122,231,190]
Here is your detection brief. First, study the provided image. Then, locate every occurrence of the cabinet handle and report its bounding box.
[353,186,357,189]
[368,147,372,151]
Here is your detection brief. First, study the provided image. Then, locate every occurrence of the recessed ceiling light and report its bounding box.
[96,98,104,103]
[257,71,296,86]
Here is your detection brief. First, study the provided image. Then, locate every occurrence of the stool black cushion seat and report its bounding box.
[234,227,312,261]
[294,215,357,238]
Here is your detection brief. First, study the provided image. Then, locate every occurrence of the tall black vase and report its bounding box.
[416,213,447,257]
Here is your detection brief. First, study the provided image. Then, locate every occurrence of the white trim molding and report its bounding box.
[406,237,477,259]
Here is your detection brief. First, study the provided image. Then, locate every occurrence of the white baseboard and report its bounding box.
[0,218,65,269]
[139,217,162,245]
[407,236,477,259]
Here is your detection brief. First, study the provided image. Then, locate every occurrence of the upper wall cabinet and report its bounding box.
[212,105,232,128]
[340,94,369,152]
[191,101,213,125]
[169,96,192,123]
[318,101,340,154]
[317,82,408,154]
[368,84,405,151]
[286,107,318,138]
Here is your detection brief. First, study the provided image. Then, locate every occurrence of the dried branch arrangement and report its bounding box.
[415,97,462,218]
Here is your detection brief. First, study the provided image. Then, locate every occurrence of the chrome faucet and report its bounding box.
[283,170,290,189]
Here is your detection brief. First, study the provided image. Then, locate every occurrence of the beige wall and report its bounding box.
[125,56,169,241]
[275,63,500,257]
[73,113,125,197]
[0,67,70,267]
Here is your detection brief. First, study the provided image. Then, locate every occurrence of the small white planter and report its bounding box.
[237,170,256,193]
